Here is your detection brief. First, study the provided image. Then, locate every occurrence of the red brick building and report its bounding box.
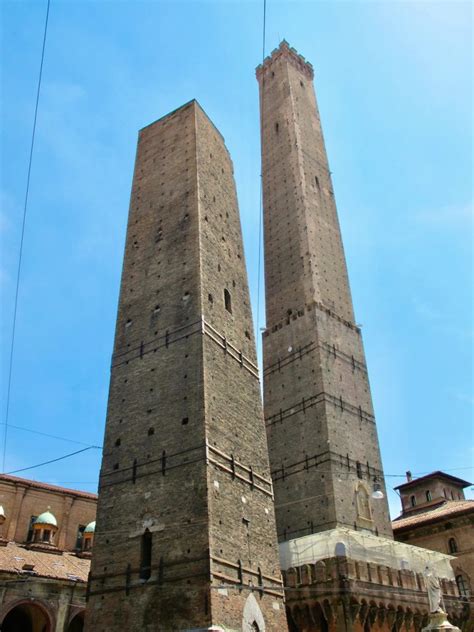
[393,471,473,627]
[0,474,96,632]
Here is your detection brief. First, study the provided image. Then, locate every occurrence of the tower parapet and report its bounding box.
[256,40,314,82]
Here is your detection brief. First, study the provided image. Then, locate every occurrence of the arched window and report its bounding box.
[410,495,416,507]
[224,289,232,314]
[456,574,470,598]
[426,490,432,502]
[139,529,152,580]
[251,623,260,632]
[448,537,458,554]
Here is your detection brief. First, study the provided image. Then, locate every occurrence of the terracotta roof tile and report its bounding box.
[0,541,90,582]
[392,500,474,531]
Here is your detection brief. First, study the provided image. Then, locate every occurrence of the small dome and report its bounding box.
[84,521,96,534]
[34,509,57,527]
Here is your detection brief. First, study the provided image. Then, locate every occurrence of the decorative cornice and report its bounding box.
[256,40,314,81]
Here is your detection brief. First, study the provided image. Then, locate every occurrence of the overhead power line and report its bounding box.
[5,446,100,476]
[255,0,266,355]
[3,0,51,472]
[0,421,101,449]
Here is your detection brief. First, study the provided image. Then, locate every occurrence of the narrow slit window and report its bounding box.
[275,122,279,134]
[410,495,416,507]
[224,289,232,314]
[426,490,432,502]
[448,538,458,554]
[139,529,152,580]
[315,176,320,190]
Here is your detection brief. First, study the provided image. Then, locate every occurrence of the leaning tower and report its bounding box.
[256,42,465,631]
[85,100,288,632]
[257,41,392,543]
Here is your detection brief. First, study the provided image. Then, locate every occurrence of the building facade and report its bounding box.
[0,474,96,632]
[393,471,473,626]
[256,41,469,631]
[85,100,288,632]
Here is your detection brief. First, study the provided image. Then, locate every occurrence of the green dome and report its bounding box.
[34,509,57,527]
[84,521,96,533]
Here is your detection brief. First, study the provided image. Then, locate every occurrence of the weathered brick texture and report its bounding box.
[85,101,287,631]
[257,42,392,541]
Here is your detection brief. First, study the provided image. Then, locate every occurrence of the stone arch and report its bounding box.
[242,592,265,632]
[312,602,329,632]
[67,609,85,632]
[0,598,55,632]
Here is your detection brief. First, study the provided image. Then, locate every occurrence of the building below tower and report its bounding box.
[0,473,96,632]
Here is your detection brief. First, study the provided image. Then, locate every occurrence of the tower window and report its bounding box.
[275,122,279,133]
[426,490,432,502]
[224,289,232,314]
[456,574,470,598]
[315,176,320,190]
[139,529,152,580]
[148,427,154,436]
[448,538,458,554]
[208,293,213,304]
[410,495,416,507]
[356,462,362,479]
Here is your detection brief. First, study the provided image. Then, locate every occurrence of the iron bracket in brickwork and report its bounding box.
[125,563,131,596]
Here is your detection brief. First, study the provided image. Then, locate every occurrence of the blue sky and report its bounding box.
[1,0,472,518]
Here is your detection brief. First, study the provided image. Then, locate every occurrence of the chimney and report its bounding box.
[406,471,412,482]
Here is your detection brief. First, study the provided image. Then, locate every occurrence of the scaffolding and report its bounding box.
[279,527,455,578]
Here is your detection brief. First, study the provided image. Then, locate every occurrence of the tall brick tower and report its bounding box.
[85,101,288,632]
[256,41,392,543]
[255,42,467,632]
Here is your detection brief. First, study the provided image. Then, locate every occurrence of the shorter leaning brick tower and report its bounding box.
[85,101,288,632]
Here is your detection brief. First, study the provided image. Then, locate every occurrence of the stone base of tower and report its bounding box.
[280,529,470,632]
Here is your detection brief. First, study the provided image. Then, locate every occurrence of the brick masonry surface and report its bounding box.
[85,100,288,632]
[257,41,392,541]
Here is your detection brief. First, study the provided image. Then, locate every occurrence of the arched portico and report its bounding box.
[0,599,53,632]
[66,609,85,632]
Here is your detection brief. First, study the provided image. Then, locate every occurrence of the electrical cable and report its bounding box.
[6,446,100,475]
[2,0,51,472]
[255,0,266,357]
[0,421,102,449]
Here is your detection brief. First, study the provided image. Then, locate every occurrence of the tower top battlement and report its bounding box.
[256,40,314,81]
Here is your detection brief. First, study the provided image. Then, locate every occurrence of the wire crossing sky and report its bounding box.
[0,1,472,518]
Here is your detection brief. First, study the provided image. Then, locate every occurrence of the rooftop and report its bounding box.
[394,471,472,491]
[392,500,474,532]
[0,541,90,583]
[0,474,97,501]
